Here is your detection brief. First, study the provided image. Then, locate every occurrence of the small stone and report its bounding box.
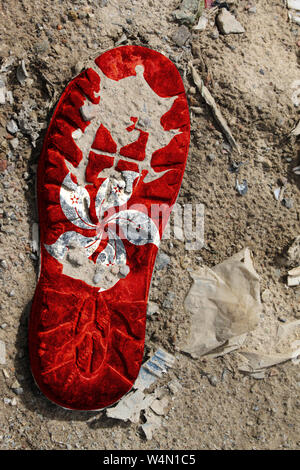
[172,25,190,47]
[9,138,19,150]
[93,272,101,284]
[0,260,8,269]
[207,375,218,387]
[248,6,257,14]
[209,29,219,40]
[155,251,170,270]
[80,103,97,121]
[6,119,18,135]
[259,68,265,75]
[163,291,175,309]
[0,79,6,104]
[207,153,216,162]
[0,157,7,172]
[111,265,119,275]
[147,301,159,317]
[0,340,6,364]
[119,265,130,278]
[8,290,15,297]
[11,379,23,395]
[282,198,293,209]
[216,9,245,35]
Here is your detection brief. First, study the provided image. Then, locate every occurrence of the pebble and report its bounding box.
[163,291,175,309]
[282,198,293,209]
[93,272,102,284]
[155,251,171,270]
[119,264,130,278]
[80,103,97,121]
[207,153,216,162]
[0,260,8,269]
[9,138,19,150]
[207,375,218,387]
[216,9,245,35]
[6,120,18,135]
[147,301,159,317]
[0,78,6,105]
[172,25,190,47]
[0,340,6,364]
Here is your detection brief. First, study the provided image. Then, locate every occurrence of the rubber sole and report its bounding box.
[29,46,190,410]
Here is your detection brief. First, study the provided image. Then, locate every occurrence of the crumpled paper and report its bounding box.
[182,248,261,358]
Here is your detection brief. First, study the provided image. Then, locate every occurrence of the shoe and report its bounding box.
[29,45,190,410]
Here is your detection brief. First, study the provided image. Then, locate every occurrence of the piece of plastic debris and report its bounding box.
[16,59,29,86]
[182,248,260,358]
[287,266,300,286]
[235,178,248,195]
[134,348,176,391]
[6,119,18,135]
[239,347,300,378]
[106,389,156,423]
[150,395,169,416]
[141,409,162,440]
[287,0,300,10]
[189,62,240,152]
[216,9,245,35]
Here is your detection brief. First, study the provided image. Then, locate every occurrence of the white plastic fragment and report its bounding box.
[134,348,176,391]
[286,0,300,10]
[182,248,260,358]
[141,410,162,440]
[106,389,156,423]
[293,166,300,175]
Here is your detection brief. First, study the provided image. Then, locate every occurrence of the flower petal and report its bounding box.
[60,173,96,230]
[109,209,160,247]
[95,171,139,220]
[45,231,100,261]
[96,230,126,266]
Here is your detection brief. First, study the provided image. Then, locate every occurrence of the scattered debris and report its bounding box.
[134,348,176,391]
[235,178,248,196]
[216,9,245,35]
[189,62,240,152]
[80,102,98,121]
[172,0,202,25]
[172,25,191,46]
[16,59,29,86]
[6,119,18,135]
[287,0,300,9]
[282,197,293,209]
[239,346,300,379]
[0,340,6,365]
[287,266,300,286]
[106,349,176,437]
[182,248,260,357]
[106,389,156,423]
[273,187,281,201]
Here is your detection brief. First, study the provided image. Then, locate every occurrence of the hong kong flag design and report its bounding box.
[29,46,190,410]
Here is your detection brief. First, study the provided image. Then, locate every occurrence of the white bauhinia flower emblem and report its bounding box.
[44,63,182,291]
[45,170,160,291]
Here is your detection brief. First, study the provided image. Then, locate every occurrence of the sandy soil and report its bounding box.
[0,0,299,450]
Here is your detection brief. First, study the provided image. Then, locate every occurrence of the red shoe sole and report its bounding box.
[29,46,190,410]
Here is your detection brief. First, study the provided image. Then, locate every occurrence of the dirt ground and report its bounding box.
[0,0,299,450]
